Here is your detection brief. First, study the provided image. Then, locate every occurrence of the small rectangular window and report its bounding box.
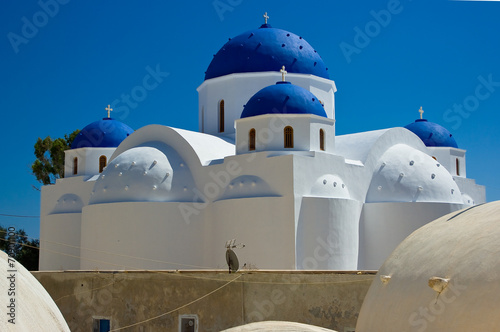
[93,318,111,332]
[179,314,198,332]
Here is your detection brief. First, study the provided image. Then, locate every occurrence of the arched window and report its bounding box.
[219,100,225,133]
[99,155,107,173]
[284,126,294,148]
[319,129,325,151]
[249,128,256,151]
[201,106,205,133]
[432,156,437,160]
[456,158,460,176]
[73,157,78,175]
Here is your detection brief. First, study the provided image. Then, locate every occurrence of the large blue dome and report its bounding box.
[404,119,458,148]
[205,24,329,80]
[71,118,134,149]
[241,81,327,119]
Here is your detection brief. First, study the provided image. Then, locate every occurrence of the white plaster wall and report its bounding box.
[235,114,334,154]
[39,176,95,271]
[39,214,81,270]
[80,202,206,270]
[64,147,116,178]
[297,197,363,270]
[358,202,464,270]
[208,197,296,270]
[454,176,486,204]
[427,147,466,178]
[197,72,336,137]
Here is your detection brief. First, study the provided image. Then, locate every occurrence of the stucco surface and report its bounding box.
[357,200,500,332]
[221,320,337,331]
[33,270,374,332]
[0,251,70,331]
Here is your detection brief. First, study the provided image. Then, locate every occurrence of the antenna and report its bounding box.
[225,239,245,273]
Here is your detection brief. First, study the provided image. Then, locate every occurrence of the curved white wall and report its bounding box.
[297,197,363,270]
[358,202,463,270]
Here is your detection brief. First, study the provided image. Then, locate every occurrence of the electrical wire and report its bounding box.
[108,273,244,332]
[0,213,39,218]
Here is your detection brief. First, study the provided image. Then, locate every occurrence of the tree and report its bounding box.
[0,226,40,271]
[32,129,80,185]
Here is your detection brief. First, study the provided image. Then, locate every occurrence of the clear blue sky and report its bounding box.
[1,0,499,239]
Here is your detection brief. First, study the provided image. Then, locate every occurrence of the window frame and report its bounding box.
[284,126,294,148]
[218,99,225,133]
[249,128,256,151]
[99,155,107,173]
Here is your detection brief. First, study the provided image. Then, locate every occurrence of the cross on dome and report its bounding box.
[280,66,287,82]
[105,104,113,118]
[263,12,269,24]
[418,106,424,119]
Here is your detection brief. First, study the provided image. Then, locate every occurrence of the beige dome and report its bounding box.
[356,201,500,331]
[221,321,337,331]
[0,251,69,331]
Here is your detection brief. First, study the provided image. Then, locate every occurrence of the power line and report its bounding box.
[0,213,39,218]
[109,273,244,332]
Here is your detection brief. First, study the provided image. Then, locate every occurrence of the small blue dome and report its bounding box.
[205,24,329,80]
[71,118,134,149]
[404,119,458,148]
[241,81,327,119]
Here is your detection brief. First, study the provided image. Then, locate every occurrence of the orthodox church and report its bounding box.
[39,15,485,271]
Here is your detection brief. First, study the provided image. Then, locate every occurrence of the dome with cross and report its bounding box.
[404,107,458,148]
[204,13,329,80]
[240,75,327,119]
[71,106,134,149]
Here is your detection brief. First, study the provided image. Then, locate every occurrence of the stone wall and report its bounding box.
[33,270,375,332]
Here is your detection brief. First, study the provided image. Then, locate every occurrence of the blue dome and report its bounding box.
[404,119,458,148]
[241,81,327,119]
[205,24,329,80]
[71,118,134,149]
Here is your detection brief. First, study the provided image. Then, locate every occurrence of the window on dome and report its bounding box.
[73,157,78,175]
[319,129,325,151]
[219,100,225,133]
[99,155,107,173]
[249,128,256,151]
[456,158,460,176]
[284,126,294,148]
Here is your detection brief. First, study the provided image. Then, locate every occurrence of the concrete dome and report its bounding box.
[356,201,500,332]
[90,145,196,204]
[221,321,337,331]
[366,144,462,203]
[0,251,70,331]
[205,24,329,80]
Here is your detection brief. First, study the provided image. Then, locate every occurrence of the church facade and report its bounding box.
[39,18,485,271]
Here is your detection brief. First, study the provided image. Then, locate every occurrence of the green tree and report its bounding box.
[32,129,80,185]
[0,226,40,271]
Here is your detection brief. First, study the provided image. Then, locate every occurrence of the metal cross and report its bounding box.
[105,104,113,118]
[263,12,269,24]
[418,106,424,119]
[280,66,287,82]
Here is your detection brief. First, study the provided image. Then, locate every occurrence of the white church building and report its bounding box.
[39,16,485,272]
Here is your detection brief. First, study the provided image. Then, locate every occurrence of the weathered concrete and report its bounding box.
[33,270,375,332]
